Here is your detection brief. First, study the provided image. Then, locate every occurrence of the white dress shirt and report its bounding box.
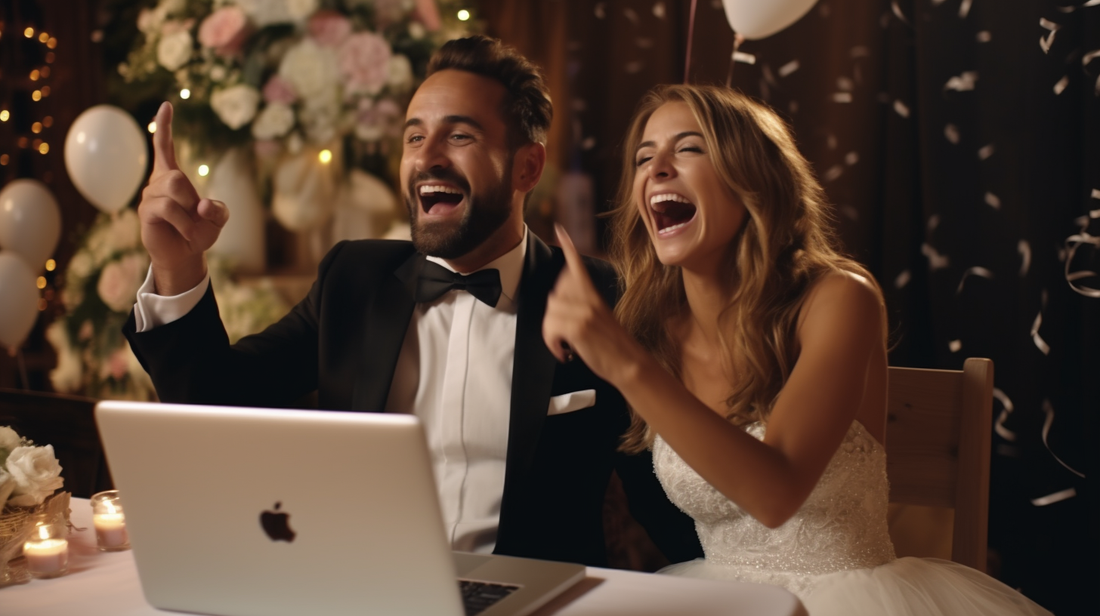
[133,230,529,554]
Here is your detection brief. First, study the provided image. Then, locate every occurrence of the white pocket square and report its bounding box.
[547,389,597,416]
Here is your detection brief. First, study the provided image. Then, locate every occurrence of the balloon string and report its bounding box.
[683,0,698,84]
[726,33,745,88]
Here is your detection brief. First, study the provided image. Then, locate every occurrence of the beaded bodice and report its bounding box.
[653,421,896,587]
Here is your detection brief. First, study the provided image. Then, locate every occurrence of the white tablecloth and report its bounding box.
[2,498,806,616]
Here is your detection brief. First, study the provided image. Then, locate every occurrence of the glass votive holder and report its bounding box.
[91,490,130,552]
[23,515,69,578]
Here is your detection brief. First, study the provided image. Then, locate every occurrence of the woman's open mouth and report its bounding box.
[650,193,697,235]
[418,184,466,216]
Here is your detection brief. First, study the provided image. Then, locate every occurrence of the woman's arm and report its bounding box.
[544,228,885,528]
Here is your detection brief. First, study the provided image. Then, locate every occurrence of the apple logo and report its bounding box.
[260,502,296,542]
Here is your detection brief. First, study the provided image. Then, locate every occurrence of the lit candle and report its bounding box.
[24,524,69,578]
[91,490,130,551]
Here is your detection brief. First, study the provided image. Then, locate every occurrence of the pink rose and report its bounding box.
[338,32,392,96]
[263,75,298,104]
[308,10,352,47]
[198,6,250,57]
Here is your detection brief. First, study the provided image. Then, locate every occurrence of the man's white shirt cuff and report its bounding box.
[132,265,211,332]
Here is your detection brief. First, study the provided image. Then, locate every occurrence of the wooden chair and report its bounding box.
[885,357,993,572]
[0,388,114,499]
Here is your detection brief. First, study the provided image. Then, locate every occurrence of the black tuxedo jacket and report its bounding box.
[124,233,702,567]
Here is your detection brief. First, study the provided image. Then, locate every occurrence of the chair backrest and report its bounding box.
[885,357,993,572]
[0,388,114,499]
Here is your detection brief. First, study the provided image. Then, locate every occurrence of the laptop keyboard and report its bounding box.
[459,579,520,615]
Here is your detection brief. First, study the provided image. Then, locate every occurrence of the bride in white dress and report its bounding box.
[542,84,1052,615]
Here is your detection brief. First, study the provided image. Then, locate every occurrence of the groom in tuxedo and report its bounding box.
[124,36,701,567]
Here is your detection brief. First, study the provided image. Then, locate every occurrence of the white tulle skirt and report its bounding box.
[660,557,1052,616]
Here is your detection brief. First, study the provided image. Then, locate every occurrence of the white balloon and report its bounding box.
[721,0,818,40]
[0,179,61,271]
[205,147,266,274]
[65,105,149,214]
[0,252,39,353]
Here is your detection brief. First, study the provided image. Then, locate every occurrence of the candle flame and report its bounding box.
[39,525,50,540]
[106,500,117,515]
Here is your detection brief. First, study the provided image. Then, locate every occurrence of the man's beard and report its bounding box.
[406,165,514,260]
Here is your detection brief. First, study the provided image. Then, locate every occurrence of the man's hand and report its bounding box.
[138,102,229,295]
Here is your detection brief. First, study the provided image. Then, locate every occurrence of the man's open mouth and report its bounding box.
[418,184,466,215]
[650,193,697,234]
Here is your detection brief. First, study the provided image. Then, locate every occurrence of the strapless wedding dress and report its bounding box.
[653,421,1052,615]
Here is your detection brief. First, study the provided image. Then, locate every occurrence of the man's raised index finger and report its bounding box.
[151,101,179,174]
[555,224,586,273]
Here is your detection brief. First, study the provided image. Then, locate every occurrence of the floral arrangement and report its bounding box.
[47,209,290,401]
[118,0,473,179]
[0,427,64,511]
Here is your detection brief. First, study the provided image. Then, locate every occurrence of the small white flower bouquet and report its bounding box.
[0,426,69,586]
[0,426,64,511]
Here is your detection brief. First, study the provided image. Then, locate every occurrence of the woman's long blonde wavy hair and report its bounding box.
[613,85,881,453]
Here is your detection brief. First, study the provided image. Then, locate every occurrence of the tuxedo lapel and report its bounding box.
[503,234,560,493]
[352,251,421,411]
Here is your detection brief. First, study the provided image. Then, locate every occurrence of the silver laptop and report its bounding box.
[95,401,585,616]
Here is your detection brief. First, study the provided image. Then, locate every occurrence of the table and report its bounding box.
[2,499,806,616]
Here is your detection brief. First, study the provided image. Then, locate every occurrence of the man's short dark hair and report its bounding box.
[427,35,552,148]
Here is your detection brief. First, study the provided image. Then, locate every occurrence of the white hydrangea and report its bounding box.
[251,103,296,140]
[211,84,262,130]
[285,0,320,21]
[279,39,339,101]
[156,30,193,71]
[388,54,413,92]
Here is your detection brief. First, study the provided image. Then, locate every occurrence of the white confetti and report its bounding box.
[893,100,910,117]
[944,123,960,144]
[978,144,995,160]
[993,388,1017,442]
[1041,400,1086,478]
[1031,487,1076,506]
[653,1,666,19]
[1039,18,1062,31]
[976,30,992,43]
[837,76,854,91]
[823,165,844,182]
[959,0,972,18]
[779,60,800,77]
[1092,188,1100,200]
[1031,308,1050,355]
[956,266,994,294]
[1053,75,1070,95]
[762,64,778,86]
[833,92,853,103]
[922,243,951,270]
[894,269,911,289]
[985,192,1001,209]
[1019,240,1032,276]
[1039,19,1061,54]
[845,151,859,165]
[891,0,909,24]
[948,340,962,352]
[732,51,756,65]
[945,71,978,91]
[1085,49,1100,67]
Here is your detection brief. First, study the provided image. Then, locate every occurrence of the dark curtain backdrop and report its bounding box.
[484,0,1096,612]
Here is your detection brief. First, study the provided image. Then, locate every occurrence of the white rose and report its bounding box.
[211,84,261,130]
[5,445,64,507]
[156,30,193,72]
[387,54,413,92]
[285,0,319,21]
[279,39,338,100]
[108,209,142,250]
[0,426,21,454]
[236,0,292,27]
[0,468,14,508]
[299,93,340,144]
[45,322,84,394]
[251,103,296,139]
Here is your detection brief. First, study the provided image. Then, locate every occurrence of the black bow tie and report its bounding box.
[415,260,502,307]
